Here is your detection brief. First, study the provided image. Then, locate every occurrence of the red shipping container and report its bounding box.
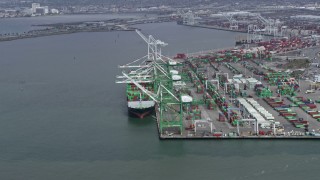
[289,120,299,123]
[281,113,297,116]
[299,121,309,124]
[307,104,317,109]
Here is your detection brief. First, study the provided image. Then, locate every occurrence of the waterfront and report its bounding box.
[1,20,320,180]
[0,14,172,42]
[0,14,143,34]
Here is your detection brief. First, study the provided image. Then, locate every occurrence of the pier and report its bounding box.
[118,29,320,140]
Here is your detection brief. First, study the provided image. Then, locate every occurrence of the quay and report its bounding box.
[151,38,320,139]
[117,27,320,140]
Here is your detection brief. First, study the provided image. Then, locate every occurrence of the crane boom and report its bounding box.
[122,70,180,103]
[135,29,168,47]
[135,29,149,43]
[221,12,238,30]
[122,72,159,102]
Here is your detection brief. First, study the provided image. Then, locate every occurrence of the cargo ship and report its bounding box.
[127,82,155,118]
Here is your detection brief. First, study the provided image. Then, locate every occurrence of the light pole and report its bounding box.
[260,76,262,82]
[244,64,247,77]
[279,92,282,101]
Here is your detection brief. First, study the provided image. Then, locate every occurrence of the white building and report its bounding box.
[43,6,49,14]
[32,3,40,13]
[22,8,33,15]
[315,75,320,82]
[51,9,59,14]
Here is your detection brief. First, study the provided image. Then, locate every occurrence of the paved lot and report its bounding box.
[166,53,320,137]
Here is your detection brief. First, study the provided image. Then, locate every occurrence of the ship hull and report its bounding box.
[128,106,154,119]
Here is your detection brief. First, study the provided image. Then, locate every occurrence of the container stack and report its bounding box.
[203,92,216,110]
[186,105,202,121]
[217,74,228,88]
[247,98,275,121]
[240,61,264,75]
[264,97,309,128]
[277,84,296,96]
[188,71,198,84]
[198,72,208,84]
[193,108,201,119]
[246,78,260,89]
[207,81,217,92]
[210,90,230,122]
[264,97,286,108]
[237,98,268,125]
[256,87,273,98]
[232,56,241,62]
[207,99,216,110]
[127,84,152,101]
[218,112,226,122]
[264,72,289,86]
[257,37,315,53]
[224,62,242,74]
[228,110,241,126]
[196,84,204,93]
[226,83,239,99]
[288,96,320,121]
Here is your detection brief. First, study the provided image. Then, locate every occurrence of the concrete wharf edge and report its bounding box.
[153,67,320,140]
[159,136,320,140]
[155,106,320,140]
[153,43,320,140]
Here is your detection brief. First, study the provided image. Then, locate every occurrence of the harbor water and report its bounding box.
[0,17,320,180]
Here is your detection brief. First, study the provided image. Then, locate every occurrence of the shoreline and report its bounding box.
[0,16,174,43]
[0,28,136,42]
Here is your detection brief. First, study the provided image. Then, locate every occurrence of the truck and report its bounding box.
[305,89,315,94]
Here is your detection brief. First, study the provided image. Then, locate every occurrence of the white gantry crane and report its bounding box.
[222,12,238,30]
[177,10,198,25]
[116,65,154,84]
[280,26,288,37]
[117,30,177,84]
[118,30,168,69]
[255,14,281,37]
[236,119,258,135]
[136,29,168,61]
[117,30,167,84]
[247,24,264,43]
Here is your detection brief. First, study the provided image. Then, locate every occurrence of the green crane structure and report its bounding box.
[117,30,193,135]
[122,67,192,134]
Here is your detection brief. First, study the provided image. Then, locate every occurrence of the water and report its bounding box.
[0,20,320,180]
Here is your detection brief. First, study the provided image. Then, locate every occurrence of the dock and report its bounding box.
[117,30,320,140]
[154,45,320,139]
